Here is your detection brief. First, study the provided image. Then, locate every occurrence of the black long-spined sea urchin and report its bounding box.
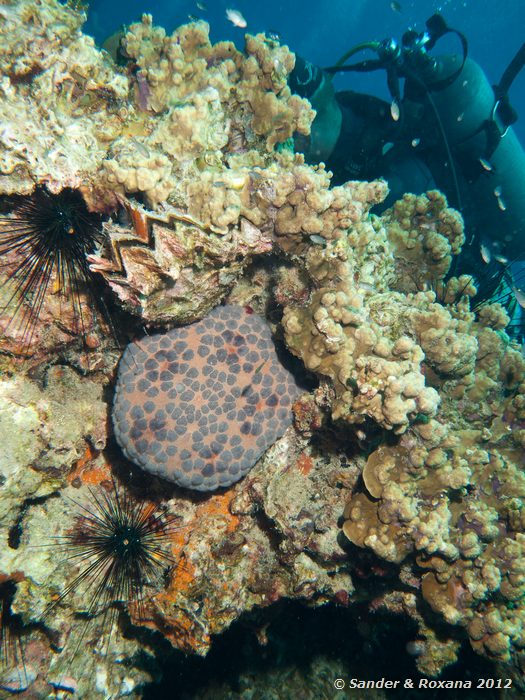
[0,581,29,693]
[47,480,177,626]
[39,480,180,693]
[0,187,110,348]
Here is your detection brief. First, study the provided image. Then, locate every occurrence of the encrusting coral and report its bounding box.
[0,2,128,198]
[0,0,524,697]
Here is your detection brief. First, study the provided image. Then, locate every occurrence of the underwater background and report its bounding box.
[1,0,524,698]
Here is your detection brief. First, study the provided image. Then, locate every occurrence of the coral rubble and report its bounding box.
[0,0,524,698]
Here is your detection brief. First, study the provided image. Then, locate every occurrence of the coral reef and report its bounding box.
[0,366,106,538]
[277,183,525,677]
[0,2,128,197]
[0,0,524,698]
[1,1,314,325]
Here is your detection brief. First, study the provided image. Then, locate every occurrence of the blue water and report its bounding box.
[85,0,525,144]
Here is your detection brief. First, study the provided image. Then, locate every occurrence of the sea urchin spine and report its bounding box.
[0,581,29,693]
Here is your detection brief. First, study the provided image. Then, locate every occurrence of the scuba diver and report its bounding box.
[288,14,525,341]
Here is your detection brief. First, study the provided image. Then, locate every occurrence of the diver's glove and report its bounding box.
[289,55,326,100]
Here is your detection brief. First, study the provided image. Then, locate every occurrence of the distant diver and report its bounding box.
[289,14,525,341]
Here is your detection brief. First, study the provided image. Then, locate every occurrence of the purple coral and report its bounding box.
[112,305,301,491]
[135,72,151,111]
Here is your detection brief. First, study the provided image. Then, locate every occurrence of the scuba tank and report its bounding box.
[403,52,525,260]
[289,55,342,164]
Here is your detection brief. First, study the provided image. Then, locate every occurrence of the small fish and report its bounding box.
[188,14,199,21]
[495,254,508,265]
[390,1,402,11]
[493,186,507,211]
[196,1,207,9]
[512,286,525,308]
[456,112,464,122]
[479,157,493,172]
[390,99,400,122]
[266,30,281,42]
[226,8,247,28]
[135,72,151,111]
[480,243,492,264]
[358,282,377,293]
[309,234,326,245]
[130,137,150,158]
[411,137,420,147]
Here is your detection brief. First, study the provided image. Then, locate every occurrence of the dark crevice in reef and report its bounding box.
[252,506,286,559]
[142,600,501,700]
[8,493,58,549]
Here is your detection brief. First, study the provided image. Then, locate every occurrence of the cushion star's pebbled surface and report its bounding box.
[112,305,301,491]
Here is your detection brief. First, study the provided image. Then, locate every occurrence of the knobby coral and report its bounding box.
[271,181,525,677]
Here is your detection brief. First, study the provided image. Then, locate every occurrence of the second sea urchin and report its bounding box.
[47,479,176,628]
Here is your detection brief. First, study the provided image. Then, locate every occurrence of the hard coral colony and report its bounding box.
[0,0,523,698]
